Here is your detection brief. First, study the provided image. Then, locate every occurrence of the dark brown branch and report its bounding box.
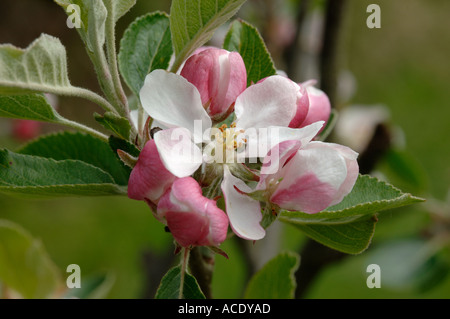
[319,0,348,108]
[283,0,312,81]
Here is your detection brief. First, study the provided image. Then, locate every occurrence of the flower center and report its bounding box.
[216,123,246,150]
[206,123,247,164]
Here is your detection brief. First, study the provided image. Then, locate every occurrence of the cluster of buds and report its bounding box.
[127,48,358,251]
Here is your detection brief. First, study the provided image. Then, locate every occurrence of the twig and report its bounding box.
[319,0,348,108]
[283,0,311,81]
[188,246,215,299]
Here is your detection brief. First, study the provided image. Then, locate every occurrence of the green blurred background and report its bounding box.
[0,0,449,298]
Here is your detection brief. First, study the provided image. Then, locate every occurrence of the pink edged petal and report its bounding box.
[243,121,324,160]
[168,178,229,247]
[157,177,229,247]
[180,50,214,106]
[271,173,337,213]
[269,121,324,150]
[165,210,210,247]
[308,142,359,206]
[271,143,348,213]
[153,128,203,178]
[257,140,302,189]
[288,84,309,128]
[300,84,331,131]
[139,69,211,142]
[209,51,246,120]
[234,75,300,129]
[221,166,265,240]
[127,140,176,204]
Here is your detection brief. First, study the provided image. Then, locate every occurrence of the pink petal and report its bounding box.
[300,84,331,132]
[310,142,359,206]
[127,140,176,204]
[288,84,310,128]
[271,173,336,213]
[257,139,302,189]
[271,142,349,213]
[234,75,300,129]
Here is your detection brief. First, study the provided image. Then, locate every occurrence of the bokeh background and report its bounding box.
[0,0,449,298]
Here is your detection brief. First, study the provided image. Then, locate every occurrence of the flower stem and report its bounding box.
[179,247,191,299]
[188,246,215,299]
[57,116,109,142]
[71,87,118,115]
[105,14,130,116]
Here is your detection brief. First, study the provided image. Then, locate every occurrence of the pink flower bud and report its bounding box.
[180,48,247,122]
[299,81,331,132]
[157,177,229,247]
[12,119,41,141]
[127,139,177,205]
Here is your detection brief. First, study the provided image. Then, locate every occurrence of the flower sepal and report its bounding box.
[227,163,260,183]
[260,203,280,229]
[117,149,138,169]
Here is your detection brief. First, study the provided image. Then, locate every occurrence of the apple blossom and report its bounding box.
[180,48,247,122]
[138,69,327,240]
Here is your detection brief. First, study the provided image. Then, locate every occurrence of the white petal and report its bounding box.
[140,70,212,143]
[279,143,348,195]
[153,128,203,178]
[221,166,265,240]
[234,75,300,129]
[241,121,324,160]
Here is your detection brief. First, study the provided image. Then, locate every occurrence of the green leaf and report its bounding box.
[119,12,173,96]
[108,135,141,158]
[292,216,378,254]
[54,0,107,52]
[18,131,131,186]
[0,94,60,123]
[0,219,61,298]
[0,34,73,95]
[278,175,424,254]
[0,149,125,197]
[102,0,136,24]
[169,0,247,72]
[223,19,277,86]
[94,112,131,140]
[155,265,205,299]
[279,174,425,225]
[244,252,300,299]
